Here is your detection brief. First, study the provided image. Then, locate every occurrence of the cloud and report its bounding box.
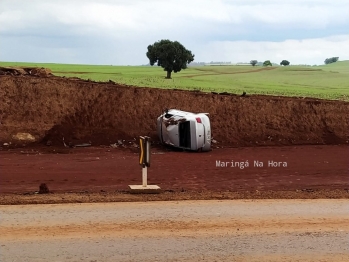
[197,35,349,65]
[0,0,348,64]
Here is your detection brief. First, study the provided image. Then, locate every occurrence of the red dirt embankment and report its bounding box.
[0,72,348,147]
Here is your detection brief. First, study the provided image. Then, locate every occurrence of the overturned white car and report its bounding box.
[157,109,212,152]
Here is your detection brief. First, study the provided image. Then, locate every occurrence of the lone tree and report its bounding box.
[146,39,194,79]
[324,57,339,65]
[263,60,272,66]
[280,60,290,66]
[250,60,258,66]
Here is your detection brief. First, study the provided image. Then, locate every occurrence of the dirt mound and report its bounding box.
[0,67,52,77]
[0,75,348,148]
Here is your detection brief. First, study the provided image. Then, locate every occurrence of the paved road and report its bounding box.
[1,200,349,261]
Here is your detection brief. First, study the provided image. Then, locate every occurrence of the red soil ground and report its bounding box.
[1,73,348,148]
[0,68,348,202]
[1,144,348,196]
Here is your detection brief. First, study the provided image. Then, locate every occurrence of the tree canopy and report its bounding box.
[250,60,258,66]
[324,57,339,65]
[280,60,290,66]
[263,60,272,66]
[146,39,194,79]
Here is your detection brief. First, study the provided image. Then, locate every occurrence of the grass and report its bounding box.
[1,60,349,101]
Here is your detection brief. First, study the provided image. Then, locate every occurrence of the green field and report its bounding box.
[1,61,349,101]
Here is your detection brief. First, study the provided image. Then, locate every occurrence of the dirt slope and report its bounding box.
[0,72,348,147]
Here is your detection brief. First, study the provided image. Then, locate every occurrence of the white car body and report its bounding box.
[157,109,212,151]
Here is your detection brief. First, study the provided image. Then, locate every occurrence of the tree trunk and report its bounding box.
[166,70,172,79]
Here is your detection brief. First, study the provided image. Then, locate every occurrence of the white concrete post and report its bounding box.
[142,166,148,187]
[129,135,159,193]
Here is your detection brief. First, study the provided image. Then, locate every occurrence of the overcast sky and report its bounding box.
[1,0,348,65]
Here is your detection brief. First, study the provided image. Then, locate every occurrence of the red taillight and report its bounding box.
[196,117,202,123]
